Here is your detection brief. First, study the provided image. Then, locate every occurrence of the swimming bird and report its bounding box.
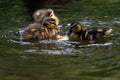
[21,17,59,41]
[67,22,112,41]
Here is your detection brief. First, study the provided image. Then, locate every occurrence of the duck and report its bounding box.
[21,17,59,41]
[67,22,112,41]
[33,9,59,26]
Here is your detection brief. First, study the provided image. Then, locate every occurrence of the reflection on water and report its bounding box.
[42,48,82,54]
[9,37,113,55]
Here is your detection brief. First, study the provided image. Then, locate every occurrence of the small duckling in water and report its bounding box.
[21,17,59,41]
[33,9,59,26]
[67,22,112,41]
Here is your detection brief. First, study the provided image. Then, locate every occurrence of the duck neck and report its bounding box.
[73,29,82,40]
[76,29,83,37]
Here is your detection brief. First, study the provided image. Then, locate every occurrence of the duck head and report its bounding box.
[42,17,57,29]
[67,22,83,38]
[42,17,60,34]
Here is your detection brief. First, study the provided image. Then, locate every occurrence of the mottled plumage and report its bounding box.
[67,22,112,41]
[21,18,59,41]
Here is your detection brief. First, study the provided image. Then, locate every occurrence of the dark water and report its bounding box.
[0,0,120,80]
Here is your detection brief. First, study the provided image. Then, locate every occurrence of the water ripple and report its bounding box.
[42,48,82,54]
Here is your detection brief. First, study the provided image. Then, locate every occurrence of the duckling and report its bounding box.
[67,22,112,41]
[21,17,59,41]
[33,9,59,26]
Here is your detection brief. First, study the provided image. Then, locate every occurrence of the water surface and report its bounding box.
[0,0,120,80]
